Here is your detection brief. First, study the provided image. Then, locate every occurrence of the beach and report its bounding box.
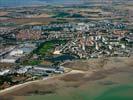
[0,57,133,100]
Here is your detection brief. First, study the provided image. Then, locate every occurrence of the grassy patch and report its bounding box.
[35,40,67,56]
[22,60,41,66]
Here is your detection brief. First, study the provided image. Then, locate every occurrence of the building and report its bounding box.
[0,57,19,63]
[0,70,10,76]
[10,49,24,56]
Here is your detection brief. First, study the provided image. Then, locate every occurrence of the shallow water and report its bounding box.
[25,70,133,100]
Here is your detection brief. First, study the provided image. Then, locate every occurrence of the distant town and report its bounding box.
[0,1,133,90]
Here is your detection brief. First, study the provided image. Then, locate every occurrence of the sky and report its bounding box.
[0,0,83,8]
[0,0,47,7]
[0,0,132,8]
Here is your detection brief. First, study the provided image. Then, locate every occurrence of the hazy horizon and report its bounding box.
[0,0,84,8]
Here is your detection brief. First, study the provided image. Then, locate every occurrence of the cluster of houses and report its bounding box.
[1,19,132,60]
[53,21,133,58]
[16,29,43,41]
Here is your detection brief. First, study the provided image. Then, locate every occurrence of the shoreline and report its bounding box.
[0,68,83,95]
[0,57,132,96]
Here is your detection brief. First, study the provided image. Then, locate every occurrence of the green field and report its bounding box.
[22,60,41,66]
[21,39,67,65]
[35,40,67,56]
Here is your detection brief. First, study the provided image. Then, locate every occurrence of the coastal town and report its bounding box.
[0,0,133,94]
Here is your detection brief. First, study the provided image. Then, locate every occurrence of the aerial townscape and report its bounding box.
[0,0,133,100]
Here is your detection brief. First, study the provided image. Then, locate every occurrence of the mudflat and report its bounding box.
[0,57,133,100]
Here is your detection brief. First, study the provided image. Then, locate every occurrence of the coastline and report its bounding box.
[0,69,83,95]
[0,57,132,97]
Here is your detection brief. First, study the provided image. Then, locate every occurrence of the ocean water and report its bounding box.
[25,69,133,100]
[25,84,133,100]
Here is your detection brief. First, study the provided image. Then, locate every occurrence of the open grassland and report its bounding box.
[0,11,9,16]
[0,18,55,25]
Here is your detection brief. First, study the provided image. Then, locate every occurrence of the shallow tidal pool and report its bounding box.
[24,71,133,100]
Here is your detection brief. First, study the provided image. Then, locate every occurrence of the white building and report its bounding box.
[121,44,126,49]
[10,49,24,56]
[53,50,61,55]
[0,58,17,63]
[76,23,89,31]
[109,45,113,50]
[0,70,10,76]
